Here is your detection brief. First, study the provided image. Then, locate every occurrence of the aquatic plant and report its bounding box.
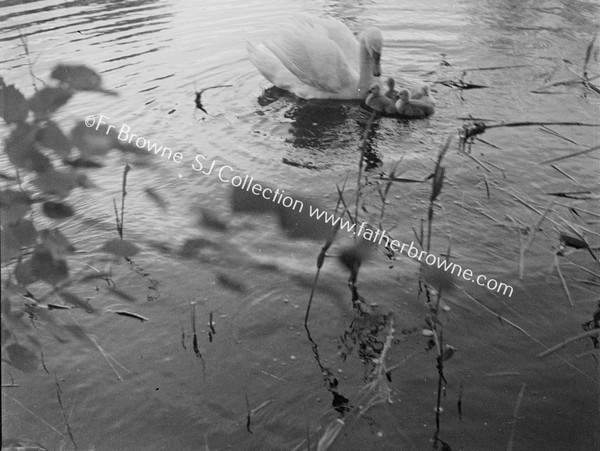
[1,64,146,376]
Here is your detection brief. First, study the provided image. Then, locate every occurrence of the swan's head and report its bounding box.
[398,89,410,101]
[361,27,383,77]
[386,78,395,89]
[369,83,381,94]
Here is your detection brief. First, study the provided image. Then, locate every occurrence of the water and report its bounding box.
[1,0,599,450]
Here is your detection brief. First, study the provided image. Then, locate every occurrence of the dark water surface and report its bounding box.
[1,0,599,450]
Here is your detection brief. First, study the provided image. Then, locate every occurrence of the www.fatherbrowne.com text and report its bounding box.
[85,114,514,298]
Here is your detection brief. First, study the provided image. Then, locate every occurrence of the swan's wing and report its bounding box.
[294,14,359,67]
[247,41,326,98]
[265,23,356,94]
[246,41,301,92]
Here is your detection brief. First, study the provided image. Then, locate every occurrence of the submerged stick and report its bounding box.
[113,163,130,239]
[540,144,600,164]
[460,121,600,144]
[538,329,600,358]
[456,288,592,380]
[556,252,574,306]
[190,301,206,369]
[519,200,555,279]
[506,383,527,451]
[194,83,233,114]
[245,394,253,434]
[55,376,78,451]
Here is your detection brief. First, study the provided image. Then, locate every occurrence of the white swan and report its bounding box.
[246,14,383,100]
[365,83,396,114]
[395,88,435,118]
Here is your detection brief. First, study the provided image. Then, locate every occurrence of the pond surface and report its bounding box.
[1,0,599,450]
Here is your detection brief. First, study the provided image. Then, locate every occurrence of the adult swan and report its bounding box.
[246,14,383,100]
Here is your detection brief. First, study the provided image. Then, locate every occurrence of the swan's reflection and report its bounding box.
[257,87,383,170]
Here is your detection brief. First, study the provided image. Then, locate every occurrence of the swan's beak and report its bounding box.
[372,51,381,77]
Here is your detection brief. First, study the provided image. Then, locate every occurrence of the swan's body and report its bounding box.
[365,83,396,114]
[395,88,435,118]
[246,15,383,100]
[385,78,400,101]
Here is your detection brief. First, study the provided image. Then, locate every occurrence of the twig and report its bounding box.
[538,329,600,358]
[460,121,599,144]
[194,83,233,114]
[456,288,593,379]
[540,145,600,164]
[474,137,502,149]
[88,335,132,380]
[555,253,574,306]
[18,29,44,90]
[519,200,555,279]
[354,111,377,243]
[462,64,529,72]
[190,301,206,369]
[55,375,78,450]
[583,28,599,82]
[245,394,253,434]
[539,125,582,146]
[550,165,578,182]
[506,383,527,451]
[118,163,130,239]
[427,136,452,253]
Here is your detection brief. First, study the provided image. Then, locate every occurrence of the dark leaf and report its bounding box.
[42,200,74,219]
[33,169,77,198]
[28,86,72,116]
[75,173,96,189]
[40,228,76,256]
[14,260,37,286]
[4,343,40,373]
[144,187,168,210]
[216,272,247,293]
[231,184,275,214]
[421,263,457,293]
[37,121,72,157]
[63,157,104,168]
[5,123,51,172]
[51,64,112,93]
[0,190,32,225]
[6,219,37,247]
[30,245,69,284]
[200,208,227,231]
[338,238,373,277]
[71,120,117,156]
[179,237,216,258]
[276,199,333,241]
[0,83,29,123]
[0,229,21,263]
[98,238,140,258]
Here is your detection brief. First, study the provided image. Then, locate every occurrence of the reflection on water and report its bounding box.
[1,0,599,449]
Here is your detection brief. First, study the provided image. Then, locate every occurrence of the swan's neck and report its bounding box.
[357,40,378,99]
